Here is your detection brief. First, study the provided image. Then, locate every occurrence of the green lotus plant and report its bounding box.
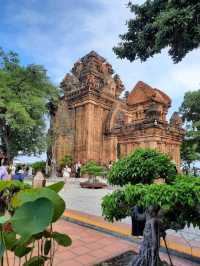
[0,180,71,266]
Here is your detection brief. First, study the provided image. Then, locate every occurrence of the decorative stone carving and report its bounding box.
[114,74,125,97]
[50,51,184,171]
[60,74,80,95]
[170,112,182,129]
[114,111,125,128]
[82,73,101,91]
[145,103,161,122]
[72,61,83,78]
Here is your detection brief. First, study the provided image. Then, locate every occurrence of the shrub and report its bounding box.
[102,176,200,230]
[108,148,177,186]
[59,155,73,168]
[31,161,46,174]
[81,161,106,177]
[102,148,200,264]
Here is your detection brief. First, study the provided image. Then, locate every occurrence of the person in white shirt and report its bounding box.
[108,161,113,169]
[63,165,71,183]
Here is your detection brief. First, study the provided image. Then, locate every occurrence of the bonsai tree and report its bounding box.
[102,149,200,265]
[59,155,73,169]
[81,161,106,183]
[108,149,176,186]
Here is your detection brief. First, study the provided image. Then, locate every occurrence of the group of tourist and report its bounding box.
[0,161,32,181]
[62,161,81,182]
[62,160,114,182]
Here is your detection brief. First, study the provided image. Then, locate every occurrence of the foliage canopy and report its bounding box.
[114,1,200,63]
[181,141,200,171]
[108,149,176,186]
[59,155,73,168]
[102,149,200,235]
[0,47,58,161]
[81,161,106,177]
[31,161,46,174]
[102,175,200,230]
[180,90,200,168]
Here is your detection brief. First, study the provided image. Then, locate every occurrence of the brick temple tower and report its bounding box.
[49,51,184,170]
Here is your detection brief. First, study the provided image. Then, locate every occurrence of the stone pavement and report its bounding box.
[59,178,200,240]
[44,178,200,264]
[53,219,199,266]
[63,209,200,261]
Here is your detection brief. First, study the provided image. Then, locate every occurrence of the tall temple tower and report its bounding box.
[50,51,184,169]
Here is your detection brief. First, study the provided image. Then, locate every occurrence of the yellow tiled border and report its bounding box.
[64,210,131,236]
[63,210,200,259]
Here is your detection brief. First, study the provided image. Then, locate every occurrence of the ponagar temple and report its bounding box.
[49,51,184,170]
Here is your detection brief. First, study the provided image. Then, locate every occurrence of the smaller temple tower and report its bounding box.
[50,51,184,170]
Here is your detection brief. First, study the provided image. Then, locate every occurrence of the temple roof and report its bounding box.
[127,81,171,107]
[80,51,107,63]
[71,50,114,79]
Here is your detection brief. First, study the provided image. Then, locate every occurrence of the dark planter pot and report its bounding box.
[80,182,107,189]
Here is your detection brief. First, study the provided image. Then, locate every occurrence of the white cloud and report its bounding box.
[2,0,200,162]
[170,66,200,90]
[2,0,200,112]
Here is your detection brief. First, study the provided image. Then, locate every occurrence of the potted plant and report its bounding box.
[80,161,107,188]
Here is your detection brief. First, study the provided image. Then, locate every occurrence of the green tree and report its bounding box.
[59,155,73,169]
[108,148,176,186]
[180,90,200,125]
[102,149,200,265]
[102,176,200,231]
[81,161,106,183]
[31,161,46,175]
[180,90,200,169]
[0,48,58,162]
[181,140,200,173]
[114,1,200,63]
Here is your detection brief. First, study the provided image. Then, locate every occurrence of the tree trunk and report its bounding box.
[3,133,11,164]
[129,208,169,266]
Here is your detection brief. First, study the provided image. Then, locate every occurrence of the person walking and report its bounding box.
[12,166,24,182]
[63,165,71,183]
[75,161,81,178]
[108,161,113,169]
[0,162,9,180]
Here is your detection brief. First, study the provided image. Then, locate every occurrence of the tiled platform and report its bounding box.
[53,219,199,266]
[63,209,200,262]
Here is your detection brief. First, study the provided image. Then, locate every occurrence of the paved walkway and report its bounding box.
[63,209,200,260]
[59,178,200,241]
[53,219,199,266]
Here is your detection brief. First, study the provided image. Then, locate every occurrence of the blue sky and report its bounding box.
[1,0,200,162]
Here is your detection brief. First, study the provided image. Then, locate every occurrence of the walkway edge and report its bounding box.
[63,210,200,264]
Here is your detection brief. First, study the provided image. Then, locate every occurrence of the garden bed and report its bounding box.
[80,181,107,189]
[95,251,136,266]
[95,251,170,266]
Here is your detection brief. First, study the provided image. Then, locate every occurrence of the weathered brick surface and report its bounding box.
[51,51,184,169]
